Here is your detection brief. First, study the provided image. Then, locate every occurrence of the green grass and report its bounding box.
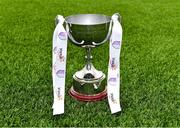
[0,0,180,126]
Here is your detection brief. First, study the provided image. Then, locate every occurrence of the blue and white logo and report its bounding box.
[56,70,65,78]
[108,77,117,85]
[58,32,67,40]
[112,41,120,49]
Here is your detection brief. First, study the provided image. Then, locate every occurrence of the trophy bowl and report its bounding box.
[65,14,111,47]
[56,14,117,101]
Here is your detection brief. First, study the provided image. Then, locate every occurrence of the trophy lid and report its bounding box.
[65,14,111,25]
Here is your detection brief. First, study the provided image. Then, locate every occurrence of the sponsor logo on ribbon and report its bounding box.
[56,70,65,78]
[53,64,57,71]
[58,48,65,62]
[110,58,117,70]
[112,41,120,49]
[53,46,58,54]
[108,77,117,85]
[58,32,67,40]
[56,87,63,100]
[109,93,117,104]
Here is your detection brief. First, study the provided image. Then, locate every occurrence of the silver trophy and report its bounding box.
[56,13,120,101]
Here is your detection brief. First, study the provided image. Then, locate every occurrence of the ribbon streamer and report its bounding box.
[52,15,68,115]
[107,14,122,114]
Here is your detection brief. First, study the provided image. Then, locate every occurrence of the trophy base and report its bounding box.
[69,87,107,101]
[69,64,107,102]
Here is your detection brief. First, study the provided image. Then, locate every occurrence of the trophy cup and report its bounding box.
[56,14,119,101]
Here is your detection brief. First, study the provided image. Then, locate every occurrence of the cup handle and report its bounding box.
[92,20,113,46]
[65,22,85,45]
[112,13,121,22]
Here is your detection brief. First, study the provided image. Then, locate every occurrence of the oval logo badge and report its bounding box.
[58,32,67,40]
[112,41,120,49]
[56,70,65,78]
[108,77,117,85]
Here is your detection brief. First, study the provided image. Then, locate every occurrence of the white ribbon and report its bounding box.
[52,14,122,115]
[52,15,68,115]
[107,14,122,114]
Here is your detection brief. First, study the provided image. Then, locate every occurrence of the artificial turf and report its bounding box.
[0,0,180,127]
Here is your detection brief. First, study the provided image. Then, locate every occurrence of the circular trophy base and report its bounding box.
[69,87,107,102]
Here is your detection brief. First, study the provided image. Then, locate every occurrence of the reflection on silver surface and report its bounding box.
[65,14,111,25]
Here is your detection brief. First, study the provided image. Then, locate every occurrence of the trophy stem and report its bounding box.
[85,48,93,71]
